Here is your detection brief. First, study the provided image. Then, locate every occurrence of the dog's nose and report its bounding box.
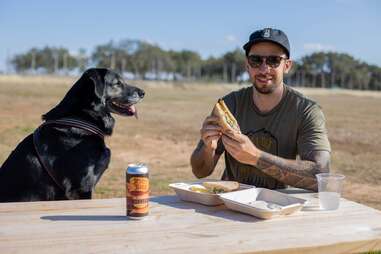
[137,89,145,98]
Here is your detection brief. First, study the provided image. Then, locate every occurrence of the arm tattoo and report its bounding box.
[256,151,330,191]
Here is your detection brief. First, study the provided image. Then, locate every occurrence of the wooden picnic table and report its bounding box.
[0,190,381,254]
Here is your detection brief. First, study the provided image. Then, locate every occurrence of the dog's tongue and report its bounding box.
[129,105,138,119]
[134,106,138,119]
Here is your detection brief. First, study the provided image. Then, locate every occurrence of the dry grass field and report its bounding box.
[0,75,380,210]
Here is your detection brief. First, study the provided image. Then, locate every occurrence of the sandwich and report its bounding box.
[212,99,240,133]
[202,181,240,194]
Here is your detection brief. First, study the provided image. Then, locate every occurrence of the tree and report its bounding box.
[10,41,381,89]
[77,48,89,72]
[12,47,77,74]
[169,50,202,80]
[222,49,246,83]
[200,56,224,81]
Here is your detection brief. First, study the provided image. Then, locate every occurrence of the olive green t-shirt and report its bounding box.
[215,84,331,189]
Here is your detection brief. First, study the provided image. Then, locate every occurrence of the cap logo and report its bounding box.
[263,29,271,38]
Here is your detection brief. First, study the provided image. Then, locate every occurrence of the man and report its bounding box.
[190,28,331,191]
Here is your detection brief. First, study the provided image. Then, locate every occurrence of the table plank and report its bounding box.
[0,193,380,254]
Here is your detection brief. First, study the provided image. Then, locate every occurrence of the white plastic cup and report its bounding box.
[316,173,345,210]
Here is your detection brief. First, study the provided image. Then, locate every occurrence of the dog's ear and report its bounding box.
[42,69,106,121]
[88,68,109,103]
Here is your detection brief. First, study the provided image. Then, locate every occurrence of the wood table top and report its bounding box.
[0,191,381,254]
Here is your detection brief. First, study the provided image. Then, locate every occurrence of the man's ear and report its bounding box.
[283,59,293,74]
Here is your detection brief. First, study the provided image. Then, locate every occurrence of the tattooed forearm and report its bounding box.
[255,151,330,191]
[191,140,221,178]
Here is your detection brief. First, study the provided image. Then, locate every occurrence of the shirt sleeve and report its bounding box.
[297,104,331,157]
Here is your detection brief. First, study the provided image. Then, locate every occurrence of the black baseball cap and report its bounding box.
[243,28,290,58]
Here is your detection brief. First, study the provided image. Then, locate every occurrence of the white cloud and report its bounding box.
[303,43,336,52]
[225,35,237,43]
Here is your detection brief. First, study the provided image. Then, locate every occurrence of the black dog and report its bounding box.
[0,68,144,202]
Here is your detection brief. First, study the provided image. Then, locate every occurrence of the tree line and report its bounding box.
[10,39,381,90]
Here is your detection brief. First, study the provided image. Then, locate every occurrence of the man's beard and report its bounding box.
[252,73,280,94]
[253,83,277,94]
[253,77,279,94]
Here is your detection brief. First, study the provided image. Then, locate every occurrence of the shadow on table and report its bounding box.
[41,215,127,221]
[150,195,261,223]
[41,189,320,222]
[40,196,256,222]
[152,191,323,216]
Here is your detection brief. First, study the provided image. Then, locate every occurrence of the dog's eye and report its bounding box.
[113,79,124,88]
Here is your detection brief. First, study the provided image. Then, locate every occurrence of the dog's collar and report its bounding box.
[42,118,105,139]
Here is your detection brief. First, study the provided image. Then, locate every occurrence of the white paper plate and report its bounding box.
[219,188,307,219]
[169,181,254,206]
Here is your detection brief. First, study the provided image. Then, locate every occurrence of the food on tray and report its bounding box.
[188,181,240,194]
[212,99,240,133]
[189,184,209,193]
[201,181,240,194]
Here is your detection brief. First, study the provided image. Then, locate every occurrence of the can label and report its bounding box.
[126,172,149,218]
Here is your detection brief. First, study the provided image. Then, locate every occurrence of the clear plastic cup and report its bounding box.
[316,173,345,210]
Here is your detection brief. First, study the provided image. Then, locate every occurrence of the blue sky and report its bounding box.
[0,0,380,72]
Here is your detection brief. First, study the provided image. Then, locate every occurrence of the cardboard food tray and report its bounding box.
[218,188,307,219]
[169,181,254,206]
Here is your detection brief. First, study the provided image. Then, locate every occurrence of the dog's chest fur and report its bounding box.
[36,124,111,199]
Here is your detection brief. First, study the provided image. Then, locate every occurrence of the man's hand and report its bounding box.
[221,131,261,165]
[191,116,224,179]
[200,116,222,151]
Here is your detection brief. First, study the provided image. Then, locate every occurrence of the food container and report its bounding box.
[218,188,307,219]
[169,181,254,206]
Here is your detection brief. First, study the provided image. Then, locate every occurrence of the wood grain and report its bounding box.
[0,192,380,254]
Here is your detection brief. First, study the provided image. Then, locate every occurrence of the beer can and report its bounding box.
[126,163,149,219]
